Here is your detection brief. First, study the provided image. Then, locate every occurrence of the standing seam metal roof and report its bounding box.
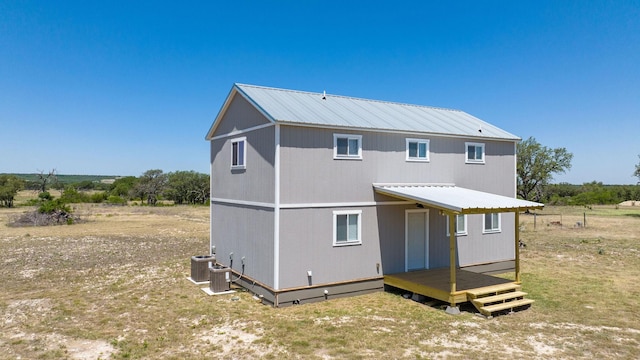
[373,184,544,213]
[231,83,520,140]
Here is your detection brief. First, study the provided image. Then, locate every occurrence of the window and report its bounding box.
[231,137,246,169]
[333,210,362,246]
[483,213,501,233]
[333,134,362,159]
[446,214,467,236]
[465,142,485,164]
[406,138,430,161]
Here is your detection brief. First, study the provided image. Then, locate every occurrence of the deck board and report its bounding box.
[384,268,515,304]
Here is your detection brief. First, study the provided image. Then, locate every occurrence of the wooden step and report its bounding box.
[466,283,522,299]
[479,298,535,316]
[471,291,528,306]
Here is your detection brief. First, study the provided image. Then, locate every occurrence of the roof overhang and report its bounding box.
[373,183,544,214]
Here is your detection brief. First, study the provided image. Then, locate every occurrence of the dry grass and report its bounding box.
[1,202,639,359]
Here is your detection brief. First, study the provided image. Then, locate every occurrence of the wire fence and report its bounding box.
[526,212,589,230]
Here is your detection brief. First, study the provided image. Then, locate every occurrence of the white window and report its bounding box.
[333,210,362,246]
[231,137,246,169]
[483,213,501,233]
[465,142,485,164]
[333,134,362,159]
[406,138,430,161]
[446,214,467,236]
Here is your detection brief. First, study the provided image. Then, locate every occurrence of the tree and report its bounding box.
[0,175,25,208]
[134,169,167,205]
[35,169,58,193]
[164,171,210,205]
[109,176,139,199]
[517,137,573,202]
[634,155,640,184]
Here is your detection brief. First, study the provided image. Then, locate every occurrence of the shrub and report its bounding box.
[38,199,71,214]
[106,195,127,205]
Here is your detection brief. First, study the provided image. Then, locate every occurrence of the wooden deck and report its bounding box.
[384,268,517,305]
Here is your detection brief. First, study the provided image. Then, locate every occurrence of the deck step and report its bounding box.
[479,298,535,316]
[471,291,528,306]
[466,283,522,299]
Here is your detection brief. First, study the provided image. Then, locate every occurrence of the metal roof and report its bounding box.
[230,83,520,140]
[373,184,543,214]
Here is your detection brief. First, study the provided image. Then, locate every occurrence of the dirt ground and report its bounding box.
[1,204,639,359]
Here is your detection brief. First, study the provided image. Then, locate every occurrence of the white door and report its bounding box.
[406,209,429,271]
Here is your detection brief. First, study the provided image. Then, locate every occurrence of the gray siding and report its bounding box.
[213,94,272,135]
[210,125,275,203]
[430,212,516,267]
[211,203,275,287]
[279,126,516,204]
[376,205,516,274]
[278,207,383,289]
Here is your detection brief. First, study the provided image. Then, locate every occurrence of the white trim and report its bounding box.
[405,138,430,162]
[273,124,281,290]
[230,136,247,169]
[405,209,429,271]
[483,212,501,233]
[465,142,485,164]
[210,197,275,209]
[205,86,276,140]
[280,200,411,209]
[333,210,362,246]
[333,133,363,159]
[210,198,412,209]
[209,159,214,256]
[211,123,275,141]
[446,214,468,236]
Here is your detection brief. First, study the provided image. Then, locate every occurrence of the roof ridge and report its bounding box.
[235,83,464,113]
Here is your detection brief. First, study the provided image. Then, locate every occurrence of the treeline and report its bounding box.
[542,182,640,206]
[0,169,210,208]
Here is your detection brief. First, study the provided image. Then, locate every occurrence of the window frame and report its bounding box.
[446,214,467,236]
[483,213,501,233]
[333,134,363,160]
[406,138,430,162]
[230,136,247,170]
[333,210,362,246]
[465,142,485,164]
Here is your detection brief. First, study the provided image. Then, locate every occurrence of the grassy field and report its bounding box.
[1,202,639,359]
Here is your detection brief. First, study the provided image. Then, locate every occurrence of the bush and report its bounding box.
[38,199,71,214]
[106,195,127,205]
[90,192,108,203]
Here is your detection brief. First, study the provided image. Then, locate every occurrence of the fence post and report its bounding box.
[584,212,586,228]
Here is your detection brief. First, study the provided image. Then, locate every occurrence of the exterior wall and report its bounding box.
[376,205,512,273]
[209,93,277,288]
[213,93,272,135]
[431,212,516,267]
[278,206,383,289]
[211,203,275,287]
[279,124,518,278]
[210,95,275,204]
[279,125,516,204]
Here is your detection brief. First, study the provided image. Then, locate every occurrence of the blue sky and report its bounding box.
[1,1,639,184]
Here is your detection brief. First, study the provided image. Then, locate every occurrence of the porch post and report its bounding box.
[449,213,456,297]
[515,211,521,283]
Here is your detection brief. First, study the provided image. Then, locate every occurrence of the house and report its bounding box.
[206,83,543,313]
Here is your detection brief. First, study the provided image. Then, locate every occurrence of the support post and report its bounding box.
[515,211,521,283]
[446,213,459,315]
[449,213,456,299]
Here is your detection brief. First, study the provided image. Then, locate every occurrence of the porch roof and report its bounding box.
[373,183,544,214]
